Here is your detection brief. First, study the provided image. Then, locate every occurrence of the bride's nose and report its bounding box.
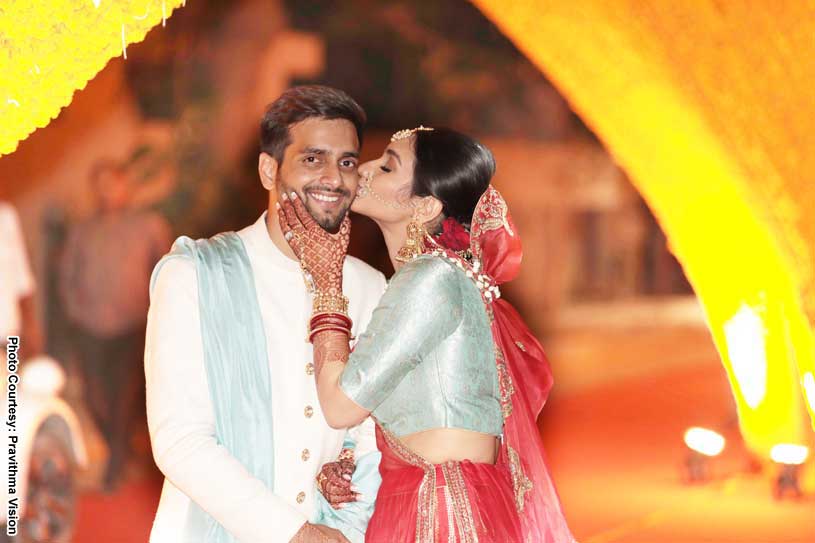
[358,159,376,178]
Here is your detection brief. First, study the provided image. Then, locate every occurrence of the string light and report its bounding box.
[133,5,150,20]
[121,23,127,59]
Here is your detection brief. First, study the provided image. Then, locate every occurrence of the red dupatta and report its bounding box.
[426,186,575,542]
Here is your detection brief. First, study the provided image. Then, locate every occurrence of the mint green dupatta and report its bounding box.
[150,233,274,543]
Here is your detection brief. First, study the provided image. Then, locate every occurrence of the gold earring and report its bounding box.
[395,214,427,263]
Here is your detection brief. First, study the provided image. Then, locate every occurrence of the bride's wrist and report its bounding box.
[309,291,352,344]
[312,289,348,315]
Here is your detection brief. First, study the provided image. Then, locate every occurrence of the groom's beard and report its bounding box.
[280,180,354,233]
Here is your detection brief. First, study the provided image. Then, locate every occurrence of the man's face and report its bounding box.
[276,118,360,232]
[96,167,131,212]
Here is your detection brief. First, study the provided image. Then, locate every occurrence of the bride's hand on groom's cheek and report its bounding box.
[277,192,350,294]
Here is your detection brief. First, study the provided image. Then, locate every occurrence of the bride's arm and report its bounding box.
[278,194,461,429]
[312,330,367,428]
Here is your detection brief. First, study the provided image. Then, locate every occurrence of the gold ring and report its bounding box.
[316,471,328,491]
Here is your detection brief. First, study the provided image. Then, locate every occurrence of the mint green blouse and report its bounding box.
[339,255,503,438]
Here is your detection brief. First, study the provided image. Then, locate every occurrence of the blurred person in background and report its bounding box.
[59,158,172,491]
[0,201,43,358]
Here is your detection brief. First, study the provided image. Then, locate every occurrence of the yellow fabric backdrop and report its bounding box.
[472,1,815,457]
[0,0,184,156]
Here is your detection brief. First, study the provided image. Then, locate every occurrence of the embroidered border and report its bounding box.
[441,462,480,543]
[508,446,533,513]
[470,186,514,261]
[496,348,515,420]
[379,424,481,543]
[379,425,436,542]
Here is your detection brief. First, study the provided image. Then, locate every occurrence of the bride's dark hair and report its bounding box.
[411,128,495,231]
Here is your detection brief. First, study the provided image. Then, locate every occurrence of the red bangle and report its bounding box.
[310,324,350,334]
[310,312,352,328]
[308,325,351,343]
[311,315,352,327]
[310,321,352,336]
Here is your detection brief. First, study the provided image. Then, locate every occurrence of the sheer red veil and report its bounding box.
[433,186,575,542]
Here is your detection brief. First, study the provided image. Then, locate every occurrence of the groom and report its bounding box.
[145,86,386,542]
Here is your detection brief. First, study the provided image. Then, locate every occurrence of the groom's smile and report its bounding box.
[303,183,352,217]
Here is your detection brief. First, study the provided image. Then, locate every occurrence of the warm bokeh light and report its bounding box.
[803,373,815,413]
[684,427,726,457]
[473,0,815,459]
[770,444,810,466]
[724,304,767,409]
[19,356,67,396]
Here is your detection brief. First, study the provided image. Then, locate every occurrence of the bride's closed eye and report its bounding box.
[380,165,392,173]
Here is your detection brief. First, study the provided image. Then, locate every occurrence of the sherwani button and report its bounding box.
[304,405,314,418]
[296,491,306,504]
[301,449,310,461]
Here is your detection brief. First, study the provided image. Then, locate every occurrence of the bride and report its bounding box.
[279,126,574,542]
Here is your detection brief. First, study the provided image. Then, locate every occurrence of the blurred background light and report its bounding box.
[723,303,767,410]
[684,427,726,457]
[802,372,815,412]
[20,355,67,396]
[770,444,809,466]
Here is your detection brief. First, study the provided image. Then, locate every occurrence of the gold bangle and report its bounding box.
[316,471,328,492]
[312,291,349,315]
[338,448,355,462]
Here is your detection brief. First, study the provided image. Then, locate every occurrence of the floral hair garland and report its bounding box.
[436,217,471,253]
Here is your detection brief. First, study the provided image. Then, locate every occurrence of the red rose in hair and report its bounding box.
[437,217,471,251]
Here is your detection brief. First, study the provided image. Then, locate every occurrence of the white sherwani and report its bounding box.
[145,213,386,543]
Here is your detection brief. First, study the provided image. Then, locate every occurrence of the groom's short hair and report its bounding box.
[260,85,366,163]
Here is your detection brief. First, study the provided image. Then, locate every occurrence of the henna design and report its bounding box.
[313,331,350,377]
[278,193,351,294]
[316,460,358,508]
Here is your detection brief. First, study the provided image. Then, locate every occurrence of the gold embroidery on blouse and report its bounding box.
[515,340,527,352]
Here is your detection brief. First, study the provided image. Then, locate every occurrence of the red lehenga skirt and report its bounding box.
[366,425,523,543]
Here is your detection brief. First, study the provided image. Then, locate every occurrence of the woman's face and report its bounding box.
[352,137,416,224]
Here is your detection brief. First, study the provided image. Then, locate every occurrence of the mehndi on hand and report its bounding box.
[316,458,359,509]
[277,192,351,296]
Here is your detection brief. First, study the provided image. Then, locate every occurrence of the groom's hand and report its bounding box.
[290,522,351,543]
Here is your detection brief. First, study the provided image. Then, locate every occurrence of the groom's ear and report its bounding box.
[258,152,279,192]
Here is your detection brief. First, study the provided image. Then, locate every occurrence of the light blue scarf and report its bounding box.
[151,233,274,543]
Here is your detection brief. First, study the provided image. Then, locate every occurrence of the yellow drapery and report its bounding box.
[472,1,815,457]
[0,0,185,156]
